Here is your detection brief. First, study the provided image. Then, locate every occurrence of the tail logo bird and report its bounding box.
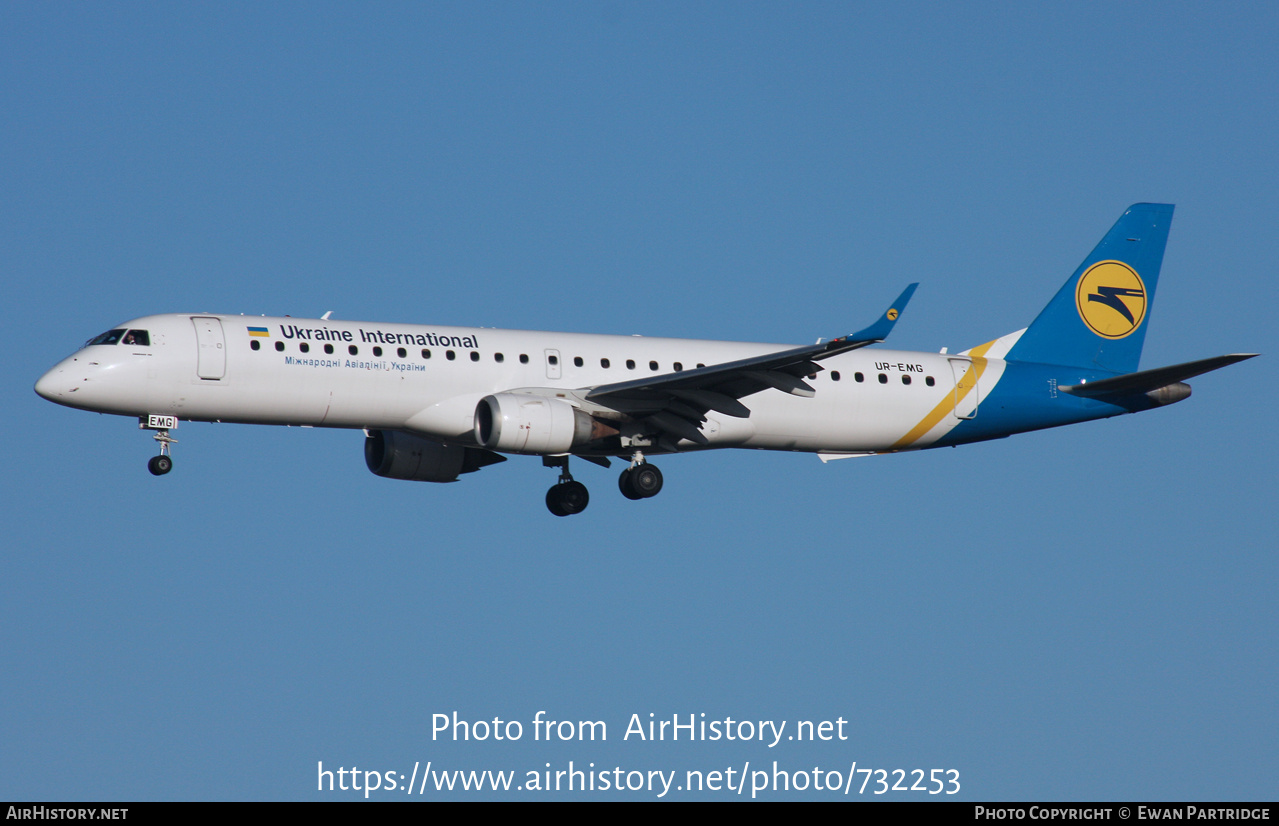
[1075,260,1147,339]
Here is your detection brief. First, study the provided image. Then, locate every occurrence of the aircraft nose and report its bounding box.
[34,367,59,401]
[35,362,78,403]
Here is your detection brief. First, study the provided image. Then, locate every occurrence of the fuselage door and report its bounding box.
[948,357,979,420]
[544,349,562,380]
[192,317,226,380]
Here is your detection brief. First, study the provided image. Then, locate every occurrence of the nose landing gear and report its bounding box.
[141,416,178,476]
[147,429,177,475]
[147,453,173,476]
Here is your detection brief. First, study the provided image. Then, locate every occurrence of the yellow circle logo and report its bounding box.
[1075,260,1147,339]
[887,308,899,321]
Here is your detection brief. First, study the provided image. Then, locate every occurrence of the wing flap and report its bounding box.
[744,369,816,397]
[668,389,751,418]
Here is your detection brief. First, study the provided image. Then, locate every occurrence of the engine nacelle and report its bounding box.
[364,430,504,483]
[474,393,597,455]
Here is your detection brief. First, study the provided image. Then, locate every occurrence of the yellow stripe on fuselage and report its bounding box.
[889,339,997,450]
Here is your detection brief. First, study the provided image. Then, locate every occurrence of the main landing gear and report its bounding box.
[146,428,177,476]
[544,456,589,517]
[543,454,664,516]
[618,461,663,500]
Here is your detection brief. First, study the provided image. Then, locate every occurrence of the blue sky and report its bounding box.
[3,2,1275,800]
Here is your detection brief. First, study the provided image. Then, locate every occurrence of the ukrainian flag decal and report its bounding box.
[247,326,270,337]
[1075,260,1147,339]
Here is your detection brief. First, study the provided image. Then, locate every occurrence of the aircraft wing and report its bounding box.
[582,284,918,447]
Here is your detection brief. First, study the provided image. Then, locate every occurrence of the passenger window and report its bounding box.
[548,354,558,365]
[325,344,334,355]
[275,341,285,352]
[519,354,529,364]
[926,376,935,386]
[373,346,383,357]
[349,345,358,355]
[495,353,504,363]
[626,359,636,370]
[649,361,659,371]
[574,356,583,367]
[878,373,887,384]
[696,363,705,369]
[300,342,310,353]
[470,351,480,362]
[421,349,431,359]
[854,372,864,382]
[601,358,610,368]
[397,347,407,358]
[831,371,841,381]
[674,362,683,372]
[250,340,260,351]
[902,375,911,385]
[446,350,456,360]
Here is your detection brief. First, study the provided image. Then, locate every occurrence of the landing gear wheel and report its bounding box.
[630,464,663,498]
[145,426,177,476]
[546,480,589,516]
[618,468,643,500]
[620,463,662,499]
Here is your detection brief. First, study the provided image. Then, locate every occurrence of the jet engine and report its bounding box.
[474,394,602,455]
[364,430,504,483]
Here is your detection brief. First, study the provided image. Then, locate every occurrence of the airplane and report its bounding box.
[35,203,1256,516]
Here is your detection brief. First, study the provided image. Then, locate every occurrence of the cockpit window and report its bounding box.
[86,329,126,346]
[122,330,150,346]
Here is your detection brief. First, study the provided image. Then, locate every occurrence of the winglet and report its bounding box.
[825,283,918,351]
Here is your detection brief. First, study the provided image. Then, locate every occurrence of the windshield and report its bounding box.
[85,329,126,347]
[84,328,149,347]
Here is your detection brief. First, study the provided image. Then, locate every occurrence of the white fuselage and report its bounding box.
[36,313,1011,454]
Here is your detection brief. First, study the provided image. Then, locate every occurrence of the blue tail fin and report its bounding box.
[1005,203,1174,374]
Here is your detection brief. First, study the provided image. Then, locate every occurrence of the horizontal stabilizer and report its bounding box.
[1059,353,1258,398]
